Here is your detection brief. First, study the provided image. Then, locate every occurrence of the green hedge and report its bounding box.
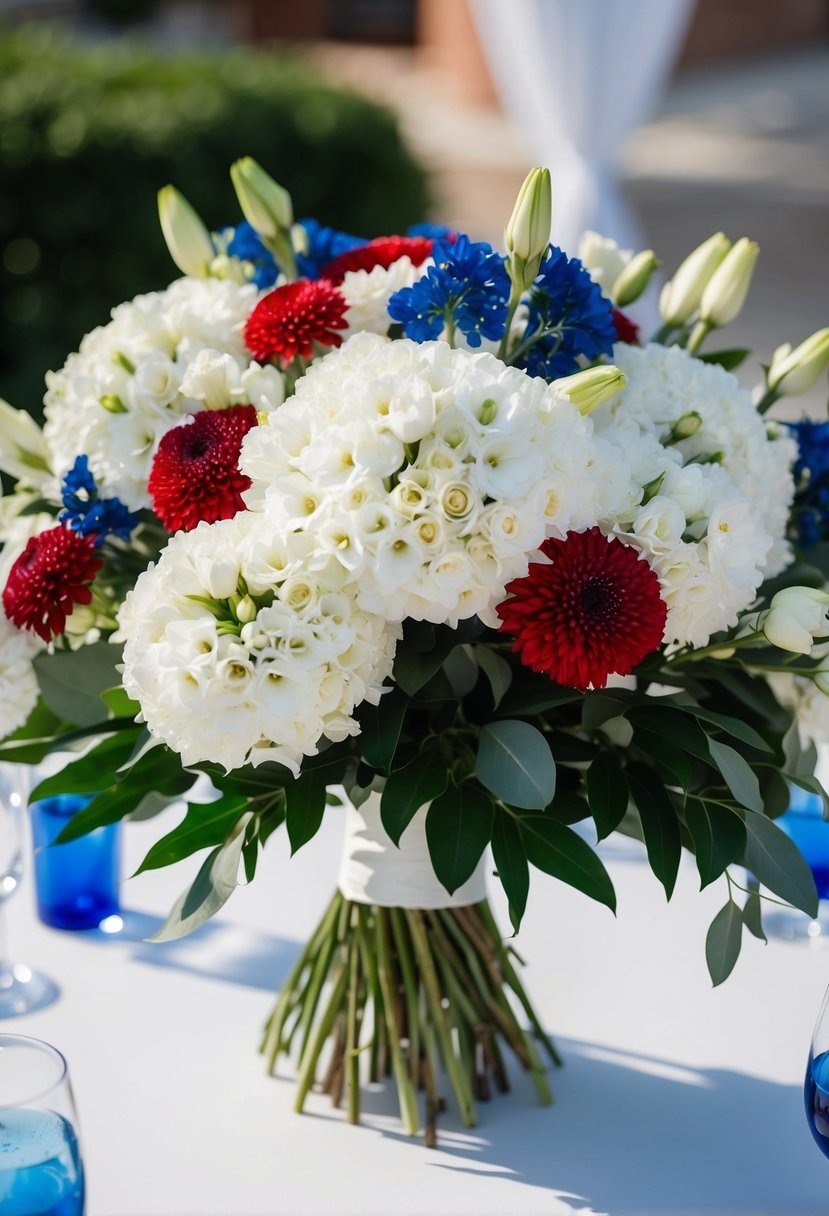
[0,27,430,413]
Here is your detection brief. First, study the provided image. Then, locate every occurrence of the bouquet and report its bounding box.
[3,159,829,1144]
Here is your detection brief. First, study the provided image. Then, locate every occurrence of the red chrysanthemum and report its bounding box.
[496,527,666,691]
[612,308,640,345]
[148,404,258,532]
[3,525,103,642]
[244,279,348,366]
[321,236,434,285]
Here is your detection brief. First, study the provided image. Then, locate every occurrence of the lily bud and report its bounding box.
[667,411,702,444]
[699,237,759,328]
[0,398,50,485]
[660,233,731,326]
[555,365,627,415]
[504,167,552,290]
[230,158,293,239]
[612,249,659,307]
[157,186,214,279]
[235,595,257,625]
[761,586,829,654]
[767,328,829,396]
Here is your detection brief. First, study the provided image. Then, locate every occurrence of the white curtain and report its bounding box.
[469,0,696,256]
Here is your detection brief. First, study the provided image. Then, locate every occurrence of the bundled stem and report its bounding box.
[263,894,559,1143]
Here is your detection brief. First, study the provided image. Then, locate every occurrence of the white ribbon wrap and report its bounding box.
[337,792,488,909]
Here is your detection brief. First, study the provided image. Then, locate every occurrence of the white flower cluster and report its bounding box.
[589,343,796,647]
[577,231,632,297]
[0,609,39,738]
[340,257,427,337]
[119,514,399,773]
[241,332,626,627]
[43,277,285,512]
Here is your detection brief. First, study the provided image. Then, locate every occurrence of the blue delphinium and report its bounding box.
[519,246,616,379]
[225,221,279,290]
[295,218,362,279]
[387,235,510,348]
[786,420,829,548]
[60,456,139,546]
[407,222,456,242]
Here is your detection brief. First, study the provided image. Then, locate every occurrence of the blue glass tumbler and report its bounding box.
[781,786,829,901]
[30,796,120,931]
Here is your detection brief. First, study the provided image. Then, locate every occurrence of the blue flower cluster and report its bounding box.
[295,218,362,279]
[786,420,829,548]
[225,222,279,290]
[520,246,616,379]
[387,235,510,348]
[60,456,139,546]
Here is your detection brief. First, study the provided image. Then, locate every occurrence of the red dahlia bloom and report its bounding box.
[321,236,434,285]
[244,280,348,367]
[148,404,258,532]
[496,527,666,691]
[3,525,103,642]
[612,308,640,345]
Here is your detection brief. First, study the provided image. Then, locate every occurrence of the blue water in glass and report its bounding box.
[30,795,120,931]
[780,787,829,900]
[805,1050,829,1158]
[0,1107,84,1215]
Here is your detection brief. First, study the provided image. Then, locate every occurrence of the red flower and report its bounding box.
[612,308,640,345]
[244,280,348,366]
[496,528,666,690]
[3,526,103,642]
[148,405,258,532]
[321,236,434,285]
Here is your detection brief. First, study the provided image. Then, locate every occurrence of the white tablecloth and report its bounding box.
[8,808,829,1216]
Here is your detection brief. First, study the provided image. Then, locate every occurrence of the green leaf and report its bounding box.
[34,641,123,726]
[628,764,681,899]
[743,810,819,916]
[586,751,628,840]
[497,671,581,716]
[626,706,711,762]
[133,794,249,875]
[393,618,483,695]
[689,707,772,754]
[443,645,478,698]
[491,811,529,933]
[789,773,829,818]
[519,815,616,911]
[742,885,767,943]
[548,790,591,824]
[425,783,494,895]
[705,900,743,986]
[475,646,512,709]
[100,686,140,718]
[475,720,556,810]
[707,737,764,813]
[631,724,692,790]
[698,348,749,371]
[582,690,637,731]
[356,687,408,773]
[31,731,140,801]
[380,747,448,846]
[149,814,253,942]
[684,798,746,888]
[285,766,329,855]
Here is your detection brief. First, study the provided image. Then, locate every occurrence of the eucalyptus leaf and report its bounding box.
[149,814,253,942]
[684,798,746,889]
[743,810,819,916]
[707,738,764,813]
[34,641,123,726]
[519,815,616,911]
[443,645,478,698]
[688,707,772,754]
[475,646,512,709]
[475,720,556,810]
[705,900,743,986]
[425,783,494,895]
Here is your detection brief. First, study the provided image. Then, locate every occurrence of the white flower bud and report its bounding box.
[504,167,551,290]
[761,586,829,654]
[230,158,293,238]
[157,186,214,279]
[554,365,627,415]
[660,233,731,326]
[767,328,829,396]
[0,397,51,485]
[612,249,659,307]
[699,237,759,328]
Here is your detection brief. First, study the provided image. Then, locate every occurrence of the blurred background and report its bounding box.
[1,0,827,414]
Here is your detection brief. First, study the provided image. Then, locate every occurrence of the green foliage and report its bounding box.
[0,26,430,412]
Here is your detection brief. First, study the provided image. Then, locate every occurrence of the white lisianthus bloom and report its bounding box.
[0,609,40,738]
[341,257,428,337]
[240,333,634,627]
[577,231,632,297]
[44,277,284,511]
[118,514,399,774]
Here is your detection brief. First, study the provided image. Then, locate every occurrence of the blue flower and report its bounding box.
[225,222,279,290]
[295,218,362,279]
[387,235,510,348]
[407,222,456,242]
[786,420,829,548]
[519,246,616,379]
[60,456,140,546]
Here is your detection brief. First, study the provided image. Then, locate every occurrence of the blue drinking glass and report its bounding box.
[805,985,829,1159]
[30,796,120,931]
[0,1033,85,1215]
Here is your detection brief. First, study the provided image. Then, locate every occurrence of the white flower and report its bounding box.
[340,257,426,337]
[43,277,283,511]
[761,586,829,654]
[0,609,39,739]
[577,231,632,296]
[118,514,399,774]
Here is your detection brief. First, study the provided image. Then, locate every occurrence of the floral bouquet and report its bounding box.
[3,160,829,1144]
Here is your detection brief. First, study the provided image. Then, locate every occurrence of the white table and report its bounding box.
[8,808,829,1216]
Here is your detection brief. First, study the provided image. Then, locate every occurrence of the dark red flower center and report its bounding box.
[148,404,258,533]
